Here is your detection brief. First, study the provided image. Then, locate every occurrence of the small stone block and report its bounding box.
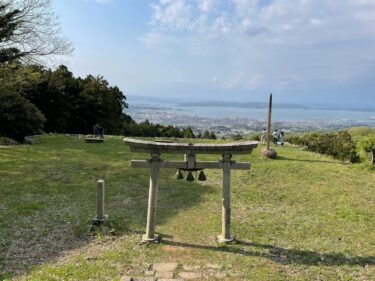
[205,263,222,270]
[217,235,235,244]
[179,272,201,279]
[120,277,132,281]
[141,234,159,243]
[85,138,104,143]
[153,263,178,272]
[92,214,110,227]
[215,273,228,278]
[158,279,184,281]
[155,271,174,279]
[144,270,155,276]
[132,278,156,281]
[183,265,201,271]
[261,148,277,159]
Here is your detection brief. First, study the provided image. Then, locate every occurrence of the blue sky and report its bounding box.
[53,0,375,106]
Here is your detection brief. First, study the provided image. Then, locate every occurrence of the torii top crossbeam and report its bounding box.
[124,138,258,154]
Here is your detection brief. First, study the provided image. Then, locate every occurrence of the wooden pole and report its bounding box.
[267,93,272,150]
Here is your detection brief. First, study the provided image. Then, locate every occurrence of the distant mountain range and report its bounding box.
[128,95,375,112]
[177,101,375,112]
[177,101,309,109]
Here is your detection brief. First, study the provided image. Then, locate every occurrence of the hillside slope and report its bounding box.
[0,136,374,280]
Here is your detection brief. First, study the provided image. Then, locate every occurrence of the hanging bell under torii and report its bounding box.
[175,153,209,182]
[186,171,195,181]
[175,169,184,180]
[175,169,207,181]
[198,170,207,181]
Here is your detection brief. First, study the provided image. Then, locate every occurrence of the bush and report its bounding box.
[232,134,244,141]
[0,137,18,146]
[0,91,46,142]
[358,136,375,164]
[287,131,360,163]
[251,134,261,141]
[348,127,375,141]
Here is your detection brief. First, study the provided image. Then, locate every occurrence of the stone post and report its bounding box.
[218,154,234,243]
[142,153,161,242]
[97,179,105,220]
[92,179,108,226]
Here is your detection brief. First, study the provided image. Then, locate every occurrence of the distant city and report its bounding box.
[126,96,375,137]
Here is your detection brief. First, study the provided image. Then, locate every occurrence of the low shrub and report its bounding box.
[0,137,18,146]
[287,131,360,163]
[250,133,261,141]
[232,134,244,141]
[357,136,375,164]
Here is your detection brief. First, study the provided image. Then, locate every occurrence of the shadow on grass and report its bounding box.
[161,239,375,267]
[276,155,349,165]
[0,166,215,279]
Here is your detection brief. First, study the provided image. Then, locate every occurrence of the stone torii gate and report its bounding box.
[124,138,258,243]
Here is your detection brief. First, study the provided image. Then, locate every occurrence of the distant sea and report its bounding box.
[129,100,375,123]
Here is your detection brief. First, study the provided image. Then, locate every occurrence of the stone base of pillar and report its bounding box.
[261,148,277,159]
[92,214,110,226]
[217,235,235,244]
[141,234,160,243]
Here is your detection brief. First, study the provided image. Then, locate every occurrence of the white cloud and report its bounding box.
[348,0,375,6]
[209,76,218,84]
[231,0,258,17]
[309,18,324,27]
[142,0,375,91]
[147,0,333,36]
[197,0,216,13]
[211,13,232,34]
[150,0,192,30]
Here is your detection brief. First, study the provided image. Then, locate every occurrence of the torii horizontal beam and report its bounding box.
[130,160,250,170]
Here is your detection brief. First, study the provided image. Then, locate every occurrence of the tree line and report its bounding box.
[0,63,218,142]
[1,63,126,141]
[123,119,216,139]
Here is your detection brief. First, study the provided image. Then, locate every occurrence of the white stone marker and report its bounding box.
[92,179,107,225]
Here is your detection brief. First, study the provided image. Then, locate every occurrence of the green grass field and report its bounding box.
[0,135,374,280]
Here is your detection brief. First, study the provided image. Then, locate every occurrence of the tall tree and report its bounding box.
[21,66,129,134]
[0,90,45,141]
[0,0,72,65]
[182,127,196,138]
[23,65,80,133]
[76,75,128,134]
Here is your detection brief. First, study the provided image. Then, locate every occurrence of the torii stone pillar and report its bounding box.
[144,153,161,242]
[219,154,233,242]
[124,138,258,243]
